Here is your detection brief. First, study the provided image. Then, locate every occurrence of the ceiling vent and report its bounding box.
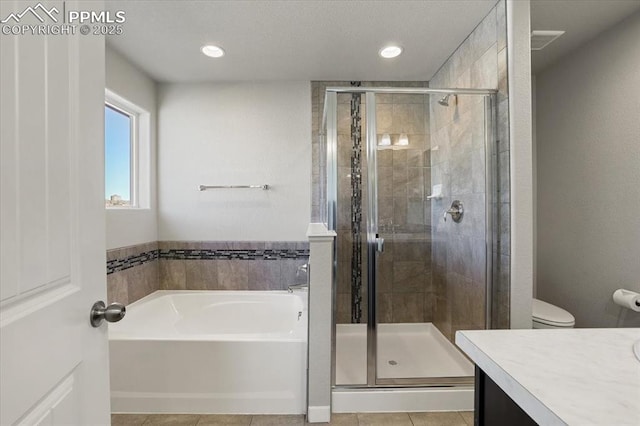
[531,30,565,51]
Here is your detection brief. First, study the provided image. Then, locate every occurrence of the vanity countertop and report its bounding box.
[456,328,640,425]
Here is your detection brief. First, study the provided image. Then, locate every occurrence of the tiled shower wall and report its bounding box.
[429,0,511,339]
[311,81,433,324]
[107,241,309,305]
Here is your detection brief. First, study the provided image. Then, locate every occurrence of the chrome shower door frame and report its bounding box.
[325,87,497,389]
[365,92,378,386]
[324,91,338,231]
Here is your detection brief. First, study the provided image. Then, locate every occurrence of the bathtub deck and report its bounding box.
[335,323,473,385]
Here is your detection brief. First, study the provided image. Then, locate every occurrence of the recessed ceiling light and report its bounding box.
[379,45,403,59]
[201,45,225,58]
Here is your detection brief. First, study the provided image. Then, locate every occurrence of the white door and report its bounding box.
[0,0,110,424]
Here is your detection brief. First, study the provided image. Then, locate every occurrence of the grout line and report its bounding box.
[458,410,474,426]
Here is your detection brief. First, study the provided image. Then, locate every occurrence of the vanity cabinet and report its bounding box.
[474,366,537,426]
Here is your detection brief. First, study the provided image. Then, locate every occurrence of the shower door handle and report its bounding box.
[375,235,385,253]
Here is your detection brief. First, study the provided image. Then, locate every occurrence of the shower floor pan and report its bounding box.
[335,323,473,385]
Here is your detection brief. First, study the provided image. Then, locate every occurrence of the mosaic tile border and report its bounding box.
[107,250,159,275]
[350,81,363,324]
[107,244,310,275]
[159,248,310,261]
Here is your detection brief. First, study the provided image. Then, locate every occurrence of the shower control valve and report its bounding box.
[444,200,464,223]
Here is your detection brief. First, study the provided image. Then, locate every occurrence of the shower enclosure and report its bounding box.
[320,86,497,388]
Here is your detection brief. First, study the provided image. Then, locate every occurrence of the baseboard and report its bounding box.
[307,405,331,423]
[111,393,305,415]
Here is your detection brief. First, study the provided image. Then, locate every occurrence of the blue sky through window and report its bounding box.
[105,105,131,202]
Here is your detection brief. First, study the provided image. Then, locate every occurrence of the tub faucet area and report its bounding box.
[296,263,309,277]
[289,264,310,292]
[288,282,309,292]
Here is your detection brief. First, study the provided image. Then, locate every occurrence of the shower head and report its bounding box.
[438,94,456,107]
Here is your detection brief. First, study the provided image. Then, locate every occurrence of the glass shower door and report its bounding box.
[366,91,434,382]
[368,91,489,385]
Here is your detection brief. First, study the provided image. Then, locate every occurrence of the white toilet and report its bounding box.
[532,298,575,329]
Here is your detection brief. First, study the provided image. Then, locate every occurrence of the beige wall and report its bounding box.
[536,11,640,328]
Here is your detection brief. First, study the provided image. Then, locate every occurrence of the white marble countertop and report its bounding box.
[456,328,640,426]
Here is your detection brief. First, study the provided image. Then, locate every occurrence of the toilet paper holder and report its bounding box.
[613,289,640,312]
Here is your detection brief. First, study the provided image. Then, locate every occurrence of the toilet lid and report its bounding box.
[532,299,575,326]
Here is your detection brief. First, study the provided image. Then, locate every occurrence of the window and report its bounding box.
[104,90,150,209]
[105,104,133,206]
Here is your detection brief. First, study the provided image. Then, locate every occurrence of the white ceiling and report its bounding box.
[531,0,640,73]
[105,0,497,83]
[106,1,640,83]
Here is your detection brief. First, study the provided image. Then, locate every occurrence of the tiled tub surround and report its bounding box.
[428,0,510,338]
[107,241,310,306]
[107,242,160,306]
[159,241,309,292]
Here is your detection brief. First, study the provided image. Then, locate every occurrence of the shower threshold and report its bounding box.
[335,322,473,385]
[333,323,474,413]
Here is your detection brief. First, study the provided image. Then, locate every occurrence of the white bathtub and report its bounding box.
[109,290,308,414]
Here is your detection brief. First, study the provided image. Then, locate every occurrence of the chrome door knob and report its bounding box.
[90,300,126,327]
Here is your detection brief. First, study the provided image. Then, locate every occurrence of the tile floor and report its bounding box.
[111,411,474,426]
